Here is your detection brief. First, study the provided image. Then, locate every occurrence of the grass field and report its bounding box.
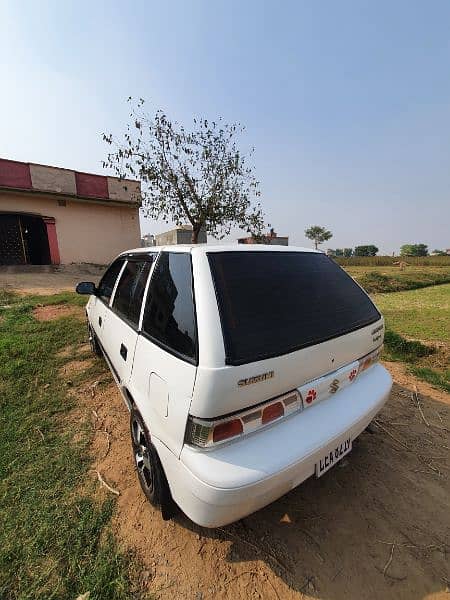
[374,283,450,392]
[343,262,450,391]
[0,292,138,600]
[374,283,450,343]
[345,265,450,293]
[336,255,450,267]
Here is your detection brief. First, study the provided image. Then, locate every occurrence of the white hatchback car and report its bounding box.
[76,245,392,527]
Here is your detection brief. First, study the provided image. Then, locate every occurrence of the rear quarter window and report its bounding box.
[142,252,197,363]
[208,251,381,365]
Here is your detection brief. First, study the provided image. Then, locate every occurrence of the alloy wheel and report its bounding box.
[131,417,154,494]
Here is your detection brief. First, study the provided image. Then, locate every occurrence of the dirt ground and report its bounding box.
[62,354,450,600]
[0,265,104,295]
[33,304,85,321]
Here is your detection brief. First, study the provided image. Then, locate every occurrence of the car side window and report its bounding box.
[97,259,125,303]
[112,259,153,327]
[142,252,197,362]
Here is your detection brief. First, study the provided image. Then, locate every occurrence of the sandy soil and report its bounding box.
[33,304,85,321]
[62,354,450,600]
[0,265,104,296]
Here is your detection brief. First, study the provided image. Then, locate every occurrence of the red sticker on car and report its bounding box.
[305,389,317,404]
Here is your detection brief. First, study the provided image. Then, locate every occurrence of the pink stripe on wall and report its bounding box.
[75,171,109,199]
[0,159,32,189]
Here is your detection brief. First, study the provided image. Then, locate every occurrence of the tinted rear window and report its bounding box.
[142,252,197,363]
[208,251,380,365]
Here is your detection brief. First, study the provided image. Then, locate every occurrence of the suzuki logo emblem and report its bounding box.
[329,378,340,394]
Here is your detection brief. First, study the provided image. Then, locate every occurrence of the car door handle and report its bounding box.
[98,316,102,327]
[120,343,128,361]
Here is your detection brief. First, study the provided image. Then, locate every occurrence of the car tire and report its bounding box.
[88,323,102,357]
[129,407,176,519]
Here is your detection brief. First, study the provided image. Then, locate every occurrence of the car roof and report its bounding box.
[120,244,320,256]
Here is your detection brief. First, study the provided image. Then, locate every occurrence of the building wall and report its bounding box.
[0,159,140,204]
[267,236,289,246]
[155,226,207,246]
[0,191,141,264]
[154,229,178,246]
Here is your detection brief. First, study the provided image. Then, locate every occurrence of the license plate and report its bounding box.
[315,437,352,477]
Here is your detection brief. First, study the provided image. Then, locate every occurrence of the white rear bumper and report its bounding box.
[154,363,392,527]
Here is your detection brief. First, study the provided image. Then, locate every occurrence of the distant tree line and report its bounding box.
[328,245,379,257]
[332,248,353,257]
[328,243,440,257]
[304,225,439,258]
[400,244,428,256]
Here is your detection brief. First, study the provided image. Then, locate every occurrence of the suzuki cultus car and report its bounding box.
[76,245,392,527]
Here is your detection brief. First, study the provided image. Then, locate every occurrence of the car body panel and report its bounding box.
[80,244,392,527]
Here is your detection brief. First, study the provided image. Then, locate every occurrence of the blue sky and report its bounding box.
[1,0,449,253]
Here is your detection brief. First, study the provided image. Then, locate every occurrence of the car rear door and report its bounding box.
[129,251,198,457]
[101,255,155,385]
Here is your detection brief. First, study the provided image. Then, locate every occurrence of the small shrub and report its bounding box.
[357,271,450,294]
[383,329,434,361]
[358,272,396,293]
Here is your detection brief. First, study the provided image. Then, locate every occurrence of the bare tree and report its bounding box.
[103,99,265,243]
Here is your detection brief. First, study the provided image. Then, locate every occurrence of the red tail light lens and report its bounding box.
[261,401,284,424]
[185,389,302,449]
[212,419,243,443]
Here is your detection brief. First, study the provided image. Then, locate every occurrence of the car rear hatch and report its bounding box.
[189,250,384,423]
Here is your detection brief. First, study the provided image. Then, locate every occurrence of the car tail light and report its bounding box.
[212,419,243,443]
[358,345,383,374]
[185,390,302,449]
[262,401,284,424]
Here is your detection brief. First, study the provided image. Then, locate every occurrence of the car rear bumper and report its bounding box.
[154,363,392,528]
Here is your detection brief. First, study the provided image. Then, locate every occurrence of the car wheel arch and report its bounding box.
[129,405,177,520]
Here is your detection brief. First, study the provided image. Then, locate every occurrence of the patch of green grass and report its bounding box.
[409,367,450,393]
[376,284,450,393]
[0,295,138,600]
[350,268,450,294]
[383,329,434,361]
[0,286,18,305]
[374,284,450,343]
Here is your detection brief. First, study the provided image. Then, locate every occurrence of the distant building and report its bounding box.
[0,157,141,265]
[155,225,207,246]
[238,228,288,246]
[141,233,156,247]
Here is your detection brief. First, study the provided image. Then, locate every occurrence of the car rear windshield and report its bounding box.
[208,251,381,365]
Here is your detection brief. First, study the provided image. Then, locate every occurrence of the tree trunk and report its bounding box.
[314,239,318,250]
[191,223,201,244]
